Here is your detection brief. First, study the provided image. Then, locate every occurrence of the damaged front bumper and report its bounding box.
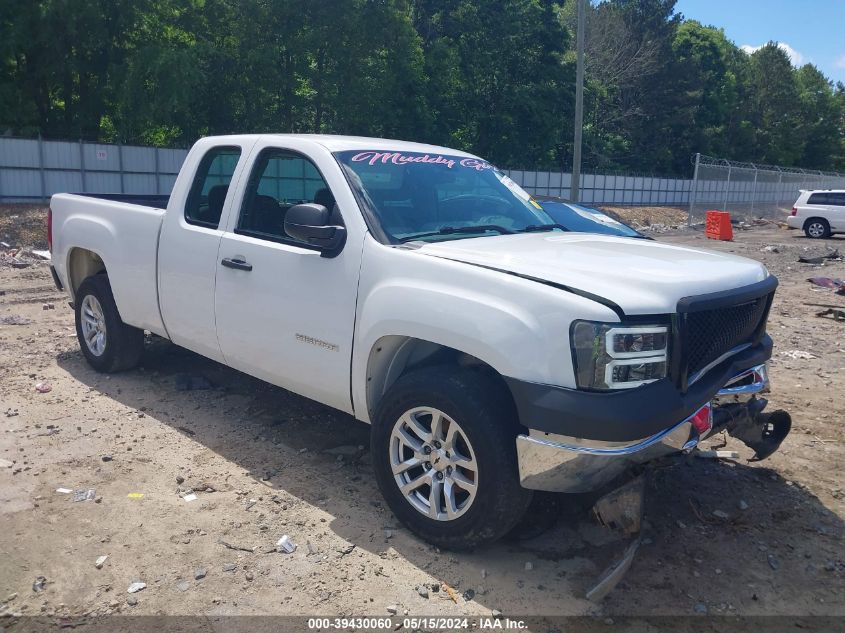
[516,362,790,493]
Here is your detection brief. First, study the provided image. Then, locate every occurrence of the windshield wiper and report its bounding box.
[399,224,515,242]
[519,224,570,233]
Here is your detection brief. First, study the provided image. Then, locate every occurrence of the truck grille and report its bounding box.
[685,293,772,378]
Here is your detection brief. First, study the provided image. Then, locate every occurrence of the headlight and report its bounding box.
[572,321,669,390]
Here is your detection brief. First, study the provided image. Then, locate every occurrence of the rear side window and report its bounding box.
[236,148,338,244]
[185,146,242,228]
[808,192,831,205]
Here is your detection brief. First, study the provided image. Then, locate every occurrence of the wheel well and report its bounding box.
[365,336,515,421]
[67,248,106,299]
[803,216,829,229]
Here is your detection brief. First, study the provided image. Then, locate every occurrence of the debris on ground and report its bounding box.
[416,585,429,599]
[176,580,190,592]
[182,492,197,503]
[586,539,641,602]
[73,488,96,502]
[127,582,146,594]
[807,276,845,293]
[34,382,52,393]
[55,488,72,494]
[32,576,46,592]
[218,539,256,553]
[442,582,460,604]
[712,510,730,520]
[780,350,818,360]
[174,374,213,391]
[126,493,144,499]
[816,308,845,322]
[194,567,207,580]
[799,250,841,264]
[0,315,31,325]
[696,449,740,460]
[95,555,108,569]
[592,476,645,536]
[276,534,296,553]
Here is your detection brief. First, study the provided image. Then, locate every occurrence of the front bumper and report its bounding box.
[516,363,773,492]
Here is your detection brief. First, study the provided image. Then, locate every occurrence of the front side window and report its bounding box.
[335,150,553,243]
[185,146,241,228]
[237,148,338,244]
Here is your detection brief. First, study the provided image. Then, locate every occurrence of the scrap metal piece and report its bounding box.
[592,475,645,536]
[727,408,792,461]
[586,538,641,602]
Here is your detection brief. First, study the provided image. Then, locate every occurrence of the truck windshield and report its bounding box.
[335,150,556,243]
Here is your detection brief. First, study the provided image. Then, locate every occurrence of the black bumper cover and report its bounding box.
[505,335,773,443]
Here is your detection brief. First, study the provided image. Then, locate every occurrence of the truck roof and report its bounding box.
[202,134,480,159]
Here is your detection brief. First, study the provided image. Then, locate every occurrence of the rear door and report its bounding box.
[213,139,362,413]
[827,192,845,231]
[158,141,254,362]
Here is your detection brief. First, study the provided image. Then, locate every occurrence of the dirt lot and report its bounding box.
[0,205,843,622]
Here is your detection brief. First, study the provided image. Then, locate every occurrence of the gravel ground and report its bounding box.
[0,206,843,623]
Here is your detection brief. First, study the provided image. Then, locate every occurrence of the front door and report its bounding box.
[213,145,360,413]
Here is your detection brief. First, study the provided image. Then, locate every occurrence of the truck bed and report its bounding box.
[50,193,168,337]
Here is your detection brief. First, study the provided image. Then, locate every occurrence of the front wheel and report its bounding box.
[371,366,532,550]
[804,218,831,239]
[75,275,144,372]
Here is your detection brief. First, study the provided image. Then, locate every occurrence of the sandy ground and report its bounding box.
[0,206,843,623]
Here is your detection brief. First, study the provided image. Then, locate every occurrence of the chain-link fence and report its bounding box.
[688,154,845,224]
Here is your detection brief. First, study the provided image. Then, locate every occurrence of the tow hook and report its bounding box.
[721,397,792,461]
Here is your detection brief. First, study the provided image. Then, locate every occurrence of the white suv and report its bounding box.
[787,189,845,238]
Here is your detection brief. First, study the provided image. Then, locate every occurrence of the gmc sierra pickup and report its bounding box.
[48,134,790,549]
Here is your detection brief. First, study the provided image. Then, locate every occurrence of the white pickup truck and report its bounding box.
[48,135,790,549]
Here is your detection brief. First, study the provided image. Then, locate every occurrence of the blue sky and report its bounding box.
[674,0,845,84]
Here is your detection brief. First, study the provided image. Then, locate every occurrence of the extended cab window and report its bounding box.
[185,146,241,228]
[236,148,339,244]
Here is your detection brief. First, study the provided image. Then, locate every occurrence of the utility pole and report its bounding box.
[570,0,586,202]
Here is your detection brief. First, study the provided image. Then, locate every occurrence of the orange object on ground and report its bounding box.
[705,210,733,241]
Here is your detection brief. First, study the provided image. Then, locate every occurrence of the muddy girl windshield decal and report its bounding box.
[346,150,493,172]
[335,149,554,243]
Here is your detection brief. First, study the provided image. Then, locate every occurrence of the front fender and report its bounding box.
[351,240,619,422]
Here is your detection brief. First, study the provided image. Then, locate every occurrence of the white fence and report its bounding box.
[0,137,188,202]
[3,138,844,222]
[504,169,690,205]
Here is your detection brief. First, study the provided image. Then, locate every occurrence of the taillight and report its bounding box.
[790,207,797,216]
[47,209,53,252]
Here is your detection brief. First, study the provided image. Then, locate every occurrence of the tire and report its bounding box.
[75,274,144,373]
[804,218,831,239]
[371,366,533,550]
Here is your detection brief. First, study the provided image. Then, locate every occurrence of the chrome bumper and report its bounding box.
[516,363,770,493]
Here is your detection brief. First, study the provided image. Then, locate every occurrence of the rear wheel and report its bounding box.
[372,366,532,550]
[75,275,144,372]
[804,218,831,239]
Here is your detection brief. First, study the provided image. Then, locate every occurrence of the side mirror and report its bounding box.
[284,203,346,256]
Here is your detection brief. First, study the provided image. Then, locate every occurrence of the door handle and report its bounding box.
[221,257,253,272]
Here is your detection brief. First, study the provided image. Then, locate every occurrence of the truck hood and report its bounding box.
[417,233,769,315]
